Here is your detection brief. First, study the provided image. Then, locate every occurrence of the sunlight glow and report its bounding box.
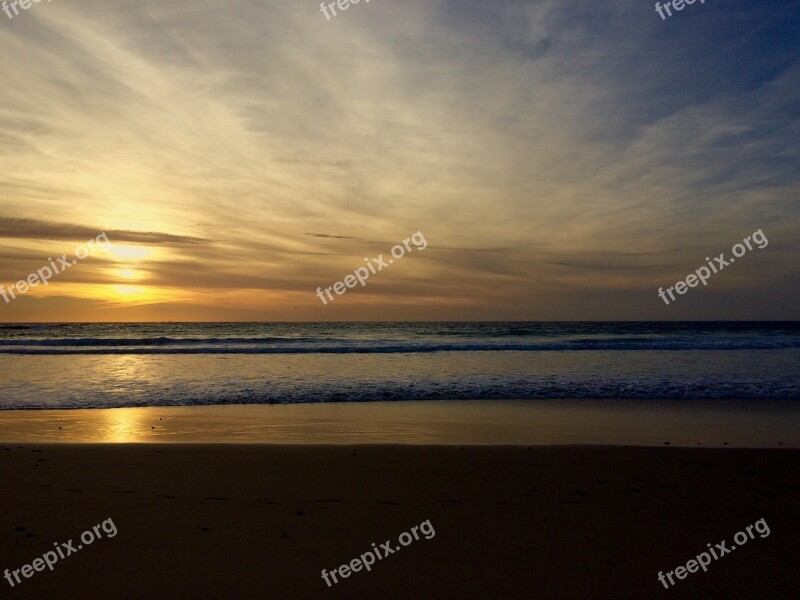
[108,245,151,260]
[112,285,146,297]
[115,268,141,280]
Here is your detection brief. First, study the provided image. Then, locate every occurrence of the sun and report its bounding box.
[115,268,142,280]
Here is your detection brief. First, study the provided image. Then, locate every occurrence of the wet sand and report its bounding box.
[0,399,799,446]
[1,444,798,599]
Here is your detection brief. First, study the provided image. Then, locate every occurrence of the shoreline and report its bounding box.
[0,399,799,446]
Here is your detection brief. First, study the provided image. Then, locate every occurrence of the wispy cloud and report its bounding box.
[0,0,797,320]
[304,233,362,240]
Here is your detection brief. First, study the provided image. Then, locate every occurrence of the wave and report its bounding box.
[1,336,799,354]
[0,336,324,346]
[2,377,799,409]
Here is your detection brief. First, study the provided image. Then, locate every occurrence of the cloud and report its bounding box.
[304,233,362,240]
[0,218,213,245]
[0,0,797,319]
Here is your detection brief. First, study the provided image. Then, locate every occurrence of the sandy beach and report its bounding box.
[1,443,798,599]
[0,399,798,446]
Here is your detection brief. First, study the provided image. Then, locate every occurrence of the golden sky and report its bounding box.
[1,0,798,321]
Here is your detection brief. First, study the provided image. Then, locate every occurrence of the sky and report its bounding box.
[0,0,798,321]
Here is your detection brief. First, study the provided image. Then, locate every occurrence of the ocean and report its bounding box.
[0,322,798,409]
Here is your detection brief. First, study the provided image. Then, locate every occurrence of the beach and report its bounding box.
[0,399,798,446]
[1,442,798,599]
[2,399,800,598]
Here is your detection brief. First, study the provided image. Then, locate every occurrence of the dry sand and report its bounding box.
[1,444,798,599]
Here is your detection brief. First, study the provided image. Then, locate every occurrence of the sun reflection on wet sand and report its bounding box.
[102,408,151,442]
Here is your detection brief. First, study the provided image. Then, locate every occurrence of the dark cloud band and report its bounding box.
[0,218,212,246]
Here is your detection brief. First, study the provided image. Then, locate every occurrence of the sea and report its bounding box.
[0,322,798,409]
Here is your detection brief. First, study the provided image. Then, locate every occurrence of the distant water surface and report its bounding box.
[0,322,798,409]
